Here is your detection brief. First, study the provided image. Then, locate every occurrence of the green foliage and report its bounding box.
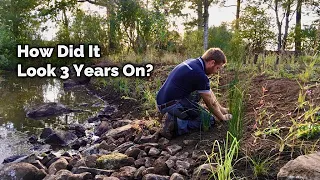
[0,25,16,69]
[205,132,240,180]
[228,80,245,140]
[248,155,274,178]
[239,5,274,53]
[298,57,318,82]
[182,25,233,57]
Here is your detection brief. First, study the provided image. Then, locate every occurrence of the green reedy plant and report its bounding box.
[205,132,240,180]
[228,81,245,140]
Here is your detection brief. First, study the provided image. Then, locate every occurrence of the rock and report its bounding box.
[137,150,148,159]
[125,147,141,159]
[142,174,170,180]
[95,176,120,180]
[112,119,133,129]
[48,157,68,174]
[96,153,134,170]
[142,167,156,175]
[87,116,100,123]
[153,156,170,175]
[176,168,189,176]
[175,152,189,160]
[45,157,60,168]
[44,169,92,180]
[278,152,320,179]
[161,151,170,157]
[72,166,114,176]
[44,131,78,146]
[2,155,27,164]
[134,166,146,179]
[158,137,170,147]
[165,159,175,169]
[85,155,98,168]
[26,102,71,118]
[99,140,116,151]
[0,162,46,180]
[114,141,135,153]
[101,124,135,139]
[148,147,161,156]
[170,173,185,180]
[166,145,182,155]
[144,157,154,168]
[95,175,119,180]
[68,124,86,137]
[111,166,137,179]
[139,134,158,144]
[28,135,38,144]
[41,153,59,166]
[95,121,112,136]
[82,144,100,156]
[70,139,85,150]
[69,155,86,168]
[176,160,190,170]
[192,163,216,180]
[135,158,146,168]
[40,128,55,139]
[99,106,116,117]
[31,160,47,171]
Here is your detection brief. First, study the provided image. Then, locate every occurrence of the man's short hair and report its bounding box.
[202,48,227,64]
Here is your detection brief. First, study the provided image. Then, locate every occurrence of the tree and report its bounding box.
[239,5,275,64]
[265,0,295,64]
[295,0,302,56]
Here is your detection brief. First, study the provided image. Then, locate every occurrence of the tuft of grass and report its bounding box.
[248,155,274,178]
[205,132,240,180]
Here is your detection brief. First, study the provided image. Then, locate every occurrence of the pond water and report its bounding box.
[0,72,105,163]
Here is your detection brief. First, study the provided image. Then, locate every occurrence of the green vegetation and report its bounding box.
[205,132,240,180]
[1,0,320,179]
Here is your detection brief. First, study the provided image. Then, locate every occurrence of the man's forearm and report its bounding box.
[208,103,225,121]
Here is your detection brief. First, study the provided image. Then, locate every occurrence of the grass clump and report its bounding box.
[205,132,240,180]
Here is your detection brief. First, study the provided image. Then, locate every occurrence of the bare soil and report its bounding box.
[90,65,320,179]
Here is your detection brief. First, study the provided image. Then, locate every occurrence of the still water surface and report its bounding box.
[0,72,104,163]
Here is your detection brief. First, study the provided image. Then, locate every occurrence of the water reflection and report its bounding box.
[42,79,63,103]
[0,72,104,163]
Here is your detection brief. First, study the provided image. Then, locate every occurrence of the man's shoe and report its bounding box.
[160,114,175,139]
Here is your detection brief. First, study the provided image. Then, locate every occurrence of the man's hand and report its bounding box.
[223,114,233,121]
[221,107,229,114]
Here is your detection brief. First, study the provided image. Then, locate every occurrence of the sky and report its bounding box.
[41,0,319,41]
[41,1,237,40]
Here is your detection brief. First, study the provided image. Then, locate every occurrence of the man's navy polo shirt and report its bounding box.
[156,57,210,105]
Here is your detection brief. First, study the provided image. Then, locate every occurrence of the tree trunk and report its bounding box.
[107,1,117,53]
[274,0,282,65]
[235,0,240,31]
[295,0,302,57]
[203,0,209,51]
[282,0,292,50]
[197,0,203,30]
[62,7,70,43]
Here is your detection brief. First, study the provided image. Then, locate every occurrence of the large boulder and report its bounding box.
[0,162,46,180]
[278,152,320,179]
[26,102,71,118]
